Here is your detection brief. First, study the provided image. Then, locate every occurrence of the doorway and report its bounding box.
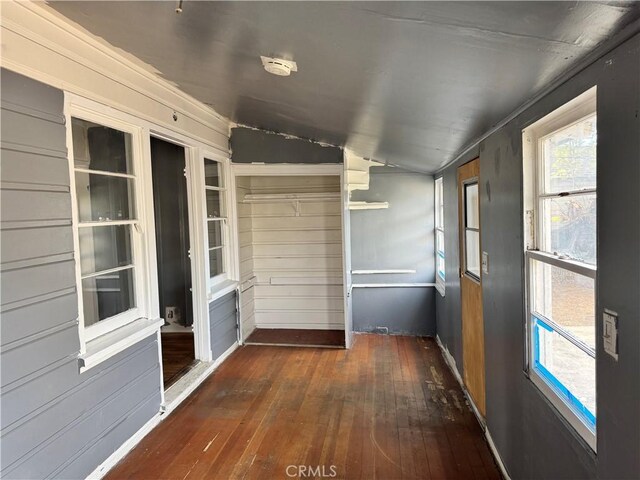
[150,137,196,388]
[458,157,486,416]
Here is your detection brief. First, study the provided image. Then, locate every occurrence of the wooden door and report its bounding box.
[458,158,486,416]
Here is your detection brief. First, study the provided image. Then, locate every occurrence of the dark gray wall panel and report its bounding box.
[230,127,342,164]
[209,291,237,359]
[352,288,435,336]
[350,169,436,335]
[435,34,640,479]
[0,69,162,479]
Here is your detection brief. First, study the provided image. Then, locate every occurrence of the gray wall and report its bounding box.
[435,34,640,479]
[350,168,436,336]
[209,291,237,359]
[230,127,342,164]
[0,69,162,479]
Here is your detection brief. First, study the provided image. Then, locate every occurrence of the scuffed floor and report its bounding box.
[107,335,501,479]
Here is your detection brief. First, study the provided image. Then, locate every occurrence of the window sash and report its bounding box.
[69,113,146,343]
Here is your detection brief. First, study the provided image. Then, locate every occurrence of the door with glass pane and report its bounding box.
[458,158,486,416]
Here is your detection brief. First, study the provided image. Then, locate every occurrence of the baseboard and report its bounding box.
[86,341,240,480]
[86,413,161,480]
[163,341,239,415]
[435,335,511,480]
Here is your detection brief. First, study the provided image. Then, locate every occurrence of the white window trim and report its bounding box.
[435,177,445,297]
[522,86,597,452]
[201,150,238,300]
[66,96,155,360]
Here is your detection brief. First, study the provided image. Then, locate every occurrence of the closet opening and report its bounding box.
[150,137,196,388]
[236,175,346,348]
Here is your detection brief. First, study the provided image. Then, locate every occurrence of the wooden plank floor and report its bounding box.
[161,332,196,389]
[245,328,345,348]
[108,335,501,479]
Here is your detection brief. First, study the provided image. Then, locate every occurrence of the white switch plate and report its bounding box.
[482,251,489,275]
[603,309,619,360]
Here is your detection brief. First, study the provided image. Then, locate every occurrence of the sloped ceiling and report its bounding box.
[49,1,639,172]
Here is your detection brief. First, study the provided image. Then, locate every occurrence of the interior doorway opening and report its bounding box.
[235,174,346,348]
[150,136,197,388]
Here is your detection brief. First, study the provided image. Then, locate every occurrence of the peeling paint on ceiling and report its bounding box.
[49,1,640,172]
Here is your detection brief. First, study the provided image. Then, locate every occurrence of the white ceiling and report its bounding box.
[50,1,640,172]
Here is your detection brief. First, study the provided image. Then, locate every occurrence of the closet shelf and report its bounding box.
[349,201,389,210]
[242,192,341,204]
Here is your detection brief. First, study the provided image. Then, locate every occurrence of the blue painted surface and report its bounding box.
[532,315,596,429]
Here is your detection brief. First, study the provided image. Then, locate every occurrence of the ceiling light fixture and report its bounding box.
[260,56,298,77]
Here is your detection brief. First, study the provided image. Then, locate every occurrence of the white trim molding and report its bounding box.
[85,341,240,480]
[0,0,230,152]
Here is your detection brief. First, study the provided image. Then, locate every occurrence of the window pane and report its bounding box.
[79,225,133,276]
[72,118,133,174]
[436,230,444,254]
[465,183,479,229]
[208,220,224,248]
[204,159,222,188]
[465,229,480,277]
[209,248,224,278]
[82,268,135,327]
[542,194,596,264]
[543,114,596,194]
[531,259,595,349]
[75,172,136,222]
[533,317,596,424]
[437,254,445,280]
[206,190,223,218]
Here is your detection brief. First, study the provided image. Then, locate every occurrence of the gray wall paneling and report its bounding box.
[209,291,238,360]
[0,69,162,479]
[350,168,436,336]
[435,34,640,479]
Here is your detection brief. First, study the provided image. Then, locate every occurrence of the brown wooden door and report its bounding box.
[457,158,486,416]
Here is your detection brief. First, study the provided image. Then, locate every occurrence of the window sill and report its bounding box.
[208,280,238,304]
[79,317,164,373]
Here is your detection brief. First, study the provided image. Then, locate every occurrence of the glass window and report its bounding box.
[204,157,228,285]
[522,88,597,449]
[464,182,480,279]
[71,117,140,334]
[435,177,445,295]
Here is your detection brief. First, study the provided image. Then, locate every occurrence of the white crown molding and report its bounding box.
[0,1,230,150]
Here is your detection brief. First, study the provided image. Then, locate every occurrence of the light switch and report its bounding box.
[482,251,489,275]
[603,309,619,360]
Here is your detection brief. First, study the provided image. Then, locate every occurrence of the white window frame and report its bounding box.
[435,176,445,296]
[201,150,236,297]
[522,87,597,451]
[66,96,158,363]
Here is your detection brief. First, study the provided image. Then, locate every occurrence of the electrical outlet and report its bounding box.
[603,309,619,360]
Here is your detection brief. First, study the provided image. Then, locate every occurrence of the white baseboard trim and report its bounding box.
[86,341,240,480]
[435,335,511,480]
[163,341,240,415]
[86,413,161,480]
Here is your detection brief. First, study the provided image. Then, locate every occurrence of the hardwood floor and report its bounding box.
[245,328,345,348]
[161,332,195,389]
[108,335,501,479]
